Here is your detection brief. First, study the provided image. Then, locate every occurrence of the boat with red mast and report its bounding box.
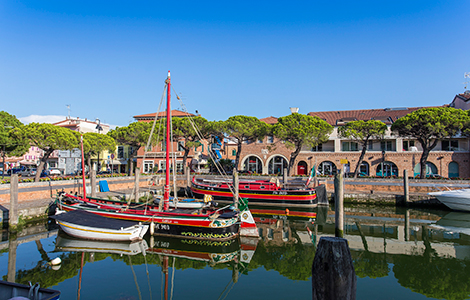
[55,71,258,241]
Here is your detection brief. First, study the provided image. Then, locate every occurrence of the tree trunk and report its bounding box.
[287,145,302,176]
[86,155,92,176]
[129,147,138,176]
[353,143,368,178]
[182,147,190,175]
[34,148,54,182]
[235,142,242,170]
[419,148,430,179]
[418,138,437,179]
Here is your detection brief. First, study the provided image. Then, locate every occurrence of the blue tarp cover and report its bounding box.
[99,180,109,192]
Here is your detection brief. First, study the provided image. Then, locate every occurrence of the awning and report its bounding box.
[105,159,128,165]
[19,160,37,166]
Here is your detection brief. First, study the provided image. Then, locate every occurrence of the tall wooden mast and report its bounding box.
[163,71,171,210]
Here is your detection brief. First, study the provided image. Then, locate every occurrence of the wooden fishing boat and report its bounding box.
[55,71,258,241]
[0,280,60,300]
[191,177,329,208]
[51,210,149,242]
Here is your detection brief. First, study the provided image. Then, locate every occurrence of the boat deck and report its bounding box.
[51,210,141,230]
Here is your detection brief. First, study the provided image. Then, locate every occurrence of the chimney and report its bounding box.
[290,107,299,114]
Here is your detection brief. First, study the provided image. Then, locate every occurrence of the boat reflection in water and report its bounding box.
[55,234,149,256]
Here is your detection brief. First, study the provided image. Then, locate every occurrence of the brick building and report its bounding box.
[237,100,470,178]
[133,110,212,173]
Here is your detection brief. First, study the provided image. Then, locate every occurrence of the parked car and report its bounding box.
[97,170,112,175]
[7,166,27,175]
[48,168,61,176]
[18,168,37,177]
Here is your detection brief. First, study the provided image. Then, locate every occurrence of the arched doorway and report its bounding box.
[268,156,288,175]
[242,156,263,174]
[318,161,337,176]
[359,161,369,176]
[297,161,307,175]
[448,162,459,178]
[376,161,398,177]
[413,162,437,177]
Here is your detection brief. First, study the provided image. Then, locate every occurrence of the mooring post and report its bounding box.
[134,167,140,202]
[334,170,344,238]
[312,236,356,300]
[283,168,288,185]
[233,168,239,209]
[186,165,191,189]
[9,174,18,229]
[90,170,96,197]
[404,209,410,241]
[403,169,409,204]
[7,235,17,282]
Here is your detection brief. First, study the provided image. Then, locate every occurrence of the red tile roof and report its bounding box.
[260,116,278,124]
[134,110,196,120]
[307,106,445,126]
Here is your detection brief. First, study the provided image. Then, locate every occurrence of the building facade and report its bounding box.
[237,101,470,178]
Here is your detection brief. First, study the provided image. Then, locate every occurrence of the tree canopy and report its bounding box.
[391,107,468,179]
[82,132,116,173]
[0,111,29,158]
[108,121,155,175]
[338,120,387,178]
[273,113,332,175]
[213,116,269,169]
[172,116,211,174]
[15,123,79,182]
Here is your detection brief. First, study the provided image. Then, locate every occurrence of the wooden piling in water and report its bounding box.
[312,236,356,300]
[134,167,140,202]
[9,174,18,229]
[7,236,17,282]
[334,170,344,238]
[186,165,191,189]
[403,169,409,204]
[90,170,96,197]
[233,168,239,209]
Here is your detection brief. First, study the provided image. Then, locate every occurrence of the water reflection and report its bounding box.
[1,205,470,299]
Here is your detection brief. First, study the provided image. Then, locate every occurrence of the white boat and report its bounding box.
[429,212,470,236]
[429,188,470,212]
[55,235,148,255]
[51,210,149,242]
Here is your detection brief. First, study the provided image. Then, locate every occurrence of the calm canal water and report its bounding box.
[1,204,469,300]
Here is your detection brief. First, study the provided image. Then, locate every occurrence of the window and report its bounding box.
[178,142,185,152]
[342,142,358,151]
[403,140,415,151]
[195,144,204,152]
[442,140,459,151]
[267,136,274,143]
[368,140,373,150]
[128,147,134,156]
[117,146,124,159]
[312,144,323,152]
[257,138,263,143]
[380,141,392,151]
[232,149,236,156]
[143,161,154,173]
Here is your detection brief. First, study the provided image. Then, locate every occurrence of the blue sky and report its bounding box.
[1,1,469,128]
